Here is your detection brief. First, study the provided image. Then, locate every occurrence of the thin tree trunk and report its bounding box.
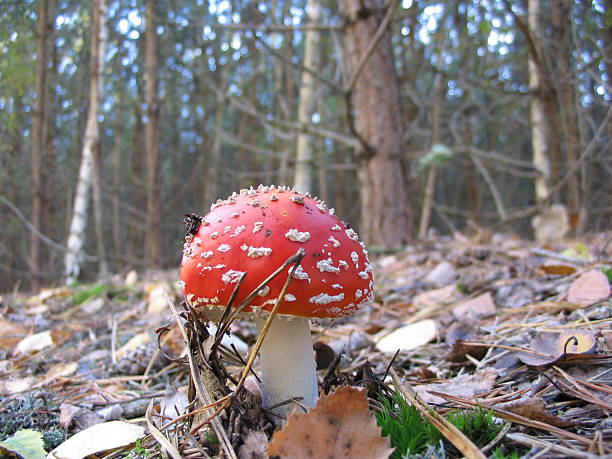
[112,89,123,267]
[203,93,225,206]
[144,0,161,268]
[64,0,107,284]
[92,142,109,277]
[340,0,413,248]
[293,0,321,194]
[528,0,550,204]
[551,2,583,226]
[418,72,444,238]
[30,0,50,287]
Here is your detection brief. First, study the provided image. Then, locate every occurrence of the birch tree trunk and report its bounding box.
[528,0,550,204]
[340,0,413,248]
[144,0,161,268]
[64,0,107,284]
[30,0,50,285]
[293,0,321,194]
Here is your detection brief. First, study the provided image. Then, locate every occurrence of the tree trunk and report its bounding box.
[144,0,161,268]
[418,72,444,238]
[293,0,321,194]
[551,2,583,227]
[64,0,107,284]
[30,0,50,286]
[528,0,550,204]
[112,86,123,267]
[340,0,412,248]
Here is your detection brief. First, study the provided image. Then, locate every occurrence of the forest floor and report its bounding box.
[0,231,611,458]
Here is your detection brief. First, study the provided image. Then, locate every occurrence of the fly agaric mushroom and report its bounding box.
[179,185,373,420]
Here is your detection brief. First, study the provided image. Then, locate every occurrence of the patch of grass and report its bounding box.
[600,266,612,283]
[375,390,505,458]
[70,283,110,305]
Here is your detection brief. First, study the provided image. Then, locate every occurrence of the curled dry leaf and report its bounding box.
[567,269,610,306]
[497,397,573,428]
[517,329,598,367]
[267,386,393,459]
[414,368,498,405]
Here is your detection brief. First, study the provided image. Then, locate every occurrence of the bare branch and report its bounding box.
[0,195,98,261]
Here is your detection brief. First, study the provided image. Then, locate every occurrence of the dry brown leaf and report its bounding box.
[415,369,498,405]
[0,318,28,351]
[413,284,462,308]
[267,386,393,459]
[497,397,573,428]
[567,269,610,306]
[37,362,78,388]
[516,329,597,367]
[539,264,577,276]
[452,292,496,318]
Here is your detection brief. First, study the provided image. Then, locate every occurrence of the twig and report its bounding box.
[507,433,599,459]
[0,195,97,261]
[166,293,237,459]
[529,247,592,266]
[469,152,507,221]
[146,400,183,459]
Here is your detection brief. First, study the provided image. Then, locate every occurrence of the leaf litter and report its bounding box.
[0,231,610,457]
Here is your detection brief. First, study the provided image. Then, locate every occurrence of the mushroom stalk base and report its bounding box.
[254,316,318,422]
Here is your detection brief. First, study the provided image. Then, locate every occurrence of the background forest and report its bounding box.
[0,0,610,293]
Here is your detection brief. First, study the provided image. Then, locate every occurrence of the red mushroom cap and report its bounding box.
[179,185,374,318]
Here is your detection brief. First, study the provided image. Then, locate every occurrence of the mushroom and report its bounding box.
[179,185,373,421]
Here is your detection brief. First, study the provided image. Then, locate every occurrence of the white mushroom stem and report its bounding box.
[254,315,318,422]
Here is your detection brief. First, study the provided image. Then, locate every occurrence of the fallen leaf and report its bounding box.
[414,369,498,405]
[114,332,152,361]
[37,362,78,388]
[453,292,496,318]
[158,386,189,425]
[516,329,597,367]
[80,297,105,315]
[567,269,610,306]
[59,403,104,432]
[146,282,171,314]
[47,421,145,459]
[424,261,456,287]
[539,264,576,276]
[0,318,28,351]
[238,430,268,459]
[497,397,573,428]
[413,284,462,308]
[375,320,437,353]
[2,377,35,394]
[0,429,47,459]
[15,330,54,355]
[268,386,393,459]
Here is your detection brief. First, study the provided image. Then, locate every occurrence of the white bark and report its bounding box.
[64,0,107,284]
[255,316,318,423]
[293,0,321,194]
[528,0,550,203]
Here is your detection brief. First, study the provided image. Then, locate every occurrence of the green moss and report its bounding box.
[375,390,506,458]
[70,283,110,305]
